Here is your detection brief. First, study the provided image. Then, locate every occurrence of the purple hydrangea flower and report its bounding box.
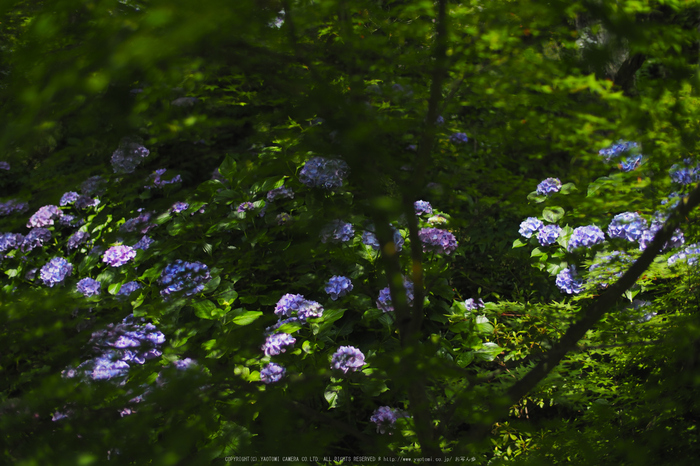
[331,346,365,374]
[81,176,106,196]
[435,115,445,125]
[275,293,307,318]
[0,232,23,253]
[60,192,80,206]
[267,185,295,202]
[321,220,354,243]
[67,231,89,250]
[537,224,562,246]
[620,155,643,172]
[519,217,543,239]
[262,333,297,356]
[450,132,469,144]
[418,228,458,254]
[555,268,584,294]
[159,260,211,299]
[58,214,83,227]
[237,202,255,213]
[670,159,700,185]
[0,161,9,170]
[40,257,73,287]
[121,211,155,234]
[133,235,154,250]
[325,276,353,300]
[27,205,63,228]
[77,278,101,297]
[111,138,150,174]
[261,363,286,384]
[146,169,182,189]
[276,213,292,225]
[370,407,405,434]
[464,298,485,311]
[414,200,433,215]
[299,157,350,189]
[568,225,605,251]
[607,212,648,242]
[588,251,632,288]
[297,300,324,320]
[173,358,198,370]
[376,279,414,313]
[361,228,404,252]
[74,196,100,209]
[117,281,142,296]
[102,245,137,267]
[171,202,189,213]
[536,178,562,196]
[22,228,51,252]
[598,140,639,162]
[668,244,700,267]
[0,199,29,216]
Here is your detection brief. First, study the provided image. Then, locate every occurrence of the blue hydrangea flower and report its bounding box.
[377,279,414,313]
[297,300,324,320]
[0,161,9,170]
[299,157,350,189]
[121,211,155,234]
[588,251,632,288]
[361,227,404,252]
[261,363,286,384]
[133,235,154,250]
[77,278,101,297]
[40,257,73,287]
[668,244,700,266]
[111,138,149,174]
[159,260,211,299]
[0,232,23,253]
[325,276,353,300]
[464,298,485,311]
[275,294,307,317]
[267,185,295,202]
[598,140,639,162]
[536,178,562,196]
[321,220,354,243]
[102,245,137,267]
[22,228,51,252]
[117,281,142,296]
[262,333,296,357]
[537,224,562,246]
[556,267,584,294]
[370,407,405,434]
[519,217,543,239]
[450,132,469,144]
[418,228,458,254]
[237,202,255,213]
[27,205,63,228]
[620,154,643,172]
[0,199,29,216]
[58,214,83,227]
[670,159,700,185]
[74,196,100,210]
[145,169,182,189]
[607,212,648,242]
[331,346,365,374]
[414,200,433,215]
[171,202,189,213]
[60,192,80,206]
[435,115,445,125]
[66,231,89,250]
[568,225,605,251]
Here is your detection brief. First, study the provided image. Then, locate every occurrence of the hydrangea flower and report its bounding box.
[331,346,365,374]
[117,281,142,296]
[450,132,469,144]
[81,176,106,196]
[0,161,9,170]
[60,192,80,206]
[414,200,433,215]
[67,231,89,250]
[670,159,700,185]
[299,157,350,189]
[133,235,154,251]
[620,155,643,172]
[145,169,182,189]
[607,212,648,242]
[77,278,101,297]
[418,228,458,254]
[370,407,405,434]
[102,245,137,267]
[260,363,286,384]
[121,211,155,234]
[325,276,353,300]
[668,244,700,267]
[237,202,255,213]
[321,220,354,243]
[22,228,51,252]
[58,214,83,227]
[262,333,296,356]
[171,202,189,213]
[464,298,485,311]
[27,205,63,228]
[159,260,211,299]
[0,199,29,216]
[264,316,302,336]
[275,293,307,317]
[276,213,292,225]
[537,224,562,246]
[267,185,295,202]
[40,257,73,287]
[111,138,150,174]
[297,300,324,320]
[598,140,639,162]
[588,251,632,288]
[0,232,23,253]
[361,228,404,252]
[519,217,543,239]
[556,267,584,294]
[377,279,414,313]
[568,225,605,251]
[74,196,100,210]
[536,178,562,196]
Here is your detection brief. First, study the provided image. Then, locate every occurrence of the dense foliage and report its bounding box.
[3,0,700,464]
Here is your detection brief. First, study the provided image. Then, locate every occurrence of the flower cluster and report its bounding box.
[117,281,142,296]
[0,199,29,216]
[267,185,294,201]
[67,231,89,250]
[598,140,642,172]
[362,228,404,252]
[414,200,433,215]
[59,214,83,227]
[40,257,73,287]
[159,260,211,298]
[464,298,485,311]
[76,278,101,297]
[519,217,543,239]
[668,244,700,267]
[377,279,414,313]
[102,245,137,267]
[331,346,365,374]
[537,224,562,246]
[321,220,354,243]
[171,202,189,213]
[670,159,700,185]
[556,267,584,294]
[418,228,458,254]
[237,202,255,213]
[536,178,562,196]
[22,228,51,252]
[260,362,286,384]
[74,196,100,210]
[146,169,182,189]
[450,132,469,144]
[121,211,155,234]
[81,176,106,196]
[133,235,154,250]
[325,276,353,300]
[27,205,63,228]
[299,157,350,189]
[0,232,23,253]
[567,225,605,251]
[276,213,292,225]
[262,333,296,357]
[274,293,324,321]
[370,407,405,434]
[607,212,648,242]
[111,138,150,174]
[0,161,9,170]
[588,251,632,288]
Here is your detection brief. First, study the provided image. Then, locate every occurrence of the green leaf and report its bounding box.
[560,182,577,194]
[193,300,218,319]
[474,342,502,361]
[324,385,342,409]
[542,206,565,223]
[475,315,494,334]
[512,238,527,248]
[527,192,548,203]
[108,283,121,295]
[231,311,263,326]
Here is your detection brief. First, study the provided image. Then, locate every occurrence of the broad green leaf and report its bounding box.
[232,311,263,326]
[542,206,565,223]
